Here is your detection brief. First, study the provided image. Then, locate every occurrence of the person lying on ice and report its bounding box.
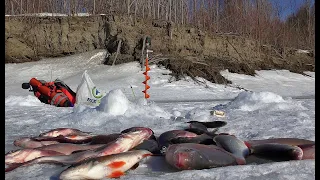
[22,78,76,107]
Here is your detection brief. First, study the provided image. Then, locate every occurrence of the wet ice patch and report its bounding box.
[72,104,94,113]
[234,91,285,104]
[5,95,44,107]
[222,91,306,111]
[135,98,148,106]
[185,106,211,122]
[172,110,182,117]
[125,100,172,119]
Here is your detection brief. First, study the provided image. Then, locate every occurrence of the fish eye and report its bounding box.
[160,146,167,154]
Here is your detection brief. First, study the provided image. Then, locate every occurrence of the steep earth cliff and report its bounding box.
[5,15,314,84]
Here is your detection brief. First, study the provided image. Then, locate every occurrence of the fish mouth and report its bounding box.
[176,131,198,138]
[122,128,153,140]
[13,138,30,146]
[292,148,304,160]
[122,127,155,135]
[137,128,154,140]
[13,141,21,146]
[174,151,191,170]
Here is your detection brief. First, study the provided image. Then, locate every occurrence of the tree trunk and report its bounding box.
[148,0,151,18]
[216,0,219,32]
[169,0,171,22]
[201,0,205,29]
[157,0,160,19]
[140,36,147,70]
[113,39,122,66]
[174,0,177,23]
[20,0,22,14]
[38,0,41,13]
[134,0,137,23]
[11,1,14,15]
[193,0,196,25]
[153,0,155,19]
[307,0,312,49]
[142,2,145,19]
[32,0,35,14]
[165,1,168,20]
[93,0,96,14]
[26,0,28,13]
[127,0,130,15]
[181,0,184,24]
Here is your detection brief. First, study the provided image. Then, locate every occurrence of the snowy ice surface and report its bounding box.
[220,69,315,97]
[5,49,315,180]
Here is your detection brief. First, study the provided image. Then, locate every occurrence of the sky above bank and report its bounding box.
[270,0,314,20]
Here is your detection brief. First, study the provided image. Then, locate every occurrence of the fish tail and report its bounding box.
[5,163,24,172]
[235,157,246,165]
[204,130,218,137]
[5,159,39,173]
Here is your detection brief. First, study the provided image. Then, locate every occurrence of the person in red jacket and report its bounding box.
[22,78,76,107]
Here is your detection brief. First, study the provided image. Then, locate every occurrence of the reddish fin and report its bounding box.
[107,161,126,169]
[130,163,139,170]
[107,170,125,178]
[297,143,315,149]
[142,153,153,158]
[71,150,87,154]
[218,133,231,136]
[148,153,163,156]
[68,135,77,139]
[244,141,251,149]
[5,163,24,172]
[235,157,246,165]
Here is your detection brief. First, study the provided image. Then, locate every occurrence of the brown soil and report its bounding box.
[5,15,314,85]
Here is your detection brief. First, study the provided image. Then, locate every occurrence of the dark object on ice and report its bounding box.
[89,134,122,145]
[158,130,214,154]
[185,121,219,137]
[249,143,303,161]
[213,134,250,164]
[245,143,315,164]
[21,82,30,89]
[185,121,210,135]
[187,120,227,129]
[170,134,214,145]
[245,137,314,147]
[165,143,242,170]
[133,139,161,154]
[244,138,315,160]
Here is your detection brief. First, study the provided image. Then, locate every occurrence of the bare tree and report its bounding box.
[4,0,315,51]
